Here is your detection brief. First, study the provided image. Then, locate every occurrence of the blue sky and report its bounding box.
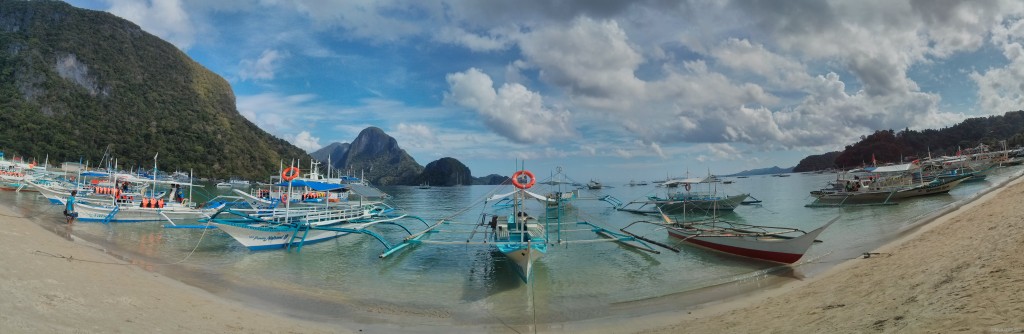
[65,1,1024,182]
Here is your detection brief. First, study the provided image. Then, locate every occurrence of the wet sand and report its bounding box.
[3,173,1024,333]
[0,203,342,333]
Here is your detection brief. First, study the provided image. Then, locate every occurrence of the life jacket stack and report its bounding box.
[95,187,124,197]
[140,198,165,208]
[116,194,134,204]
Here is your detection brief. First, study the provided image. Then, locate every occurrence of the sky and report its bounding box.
[65,0,1024,183]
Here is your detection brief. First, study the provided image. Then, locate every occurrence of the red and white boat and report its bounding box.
[663,217,837,263]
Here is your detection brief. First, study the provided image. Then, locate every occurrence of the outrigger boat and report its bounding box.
[207,204,412,250]
[381,168,659,283]
[618,174,750,215]
[806,161,971,207]
[622,210,837,264]
[207,165,426,251]
[50,155,225,223]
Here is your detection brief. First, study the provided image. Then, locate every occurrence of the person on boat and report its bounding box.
[64,190,78,224]
[175,186,184,203]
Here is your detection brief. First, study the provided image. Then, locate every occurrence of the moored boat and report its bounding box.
[618,174,749,215]
[381,168,658,283]
[807,161,971,207]
[623,214,838,264]
[663,217,837,263]
[208,204,400,250]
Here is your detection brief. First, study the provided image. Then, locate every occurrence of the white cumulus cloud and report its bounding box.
[106,0,195,49]
[517,17,645,111]
[394,123,439,149]
[445,68,574,144]
[239,49,288,81]
[290,131,321,152]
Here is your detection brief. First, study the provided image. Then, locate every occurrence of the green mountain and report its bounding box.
[312,127,423,185]
[472,174,508,185]
[805,110,1024,168]
[0,0,308,179]
[312,127,501,186]
[413,157,472,186]
[793,151,841,172]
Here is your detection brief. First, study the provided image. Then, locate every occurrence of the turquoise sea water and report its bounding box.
[2,167,1021,328]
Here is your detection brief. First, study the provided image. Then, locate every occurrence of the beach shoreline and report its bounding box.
[624,171,1024,333]
[0,202,348,333]
[3,171,1023,333]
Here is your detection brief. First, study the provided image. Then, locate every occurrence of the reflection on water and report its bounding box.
[51,223,74,241]
[0,168,1020,327]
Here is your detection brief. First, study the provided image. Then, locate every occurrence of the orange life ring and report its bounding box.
[281,167,300,181]
[684,183,691,191]
[511,170,536,189]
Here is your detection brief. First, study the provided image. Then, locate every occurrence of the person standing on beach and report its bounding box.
[65,190,78,224]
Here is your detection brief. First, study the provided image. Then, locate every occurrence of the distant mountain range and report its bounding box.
[311,127,505,186]
[725,166,794,177]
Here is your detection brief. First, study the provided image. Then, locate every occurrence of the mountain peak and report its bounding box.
[311,127,422,185]
[349,127,399,158]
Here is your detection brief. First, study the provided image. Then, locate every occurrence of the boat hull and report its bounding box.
[667,218,835,264]
[498,242,546,283]
[812,176,968,203]
[212,222,351,250]
[70,201,219,223]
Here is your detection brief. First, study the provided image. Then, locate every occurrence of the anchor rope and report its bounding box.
[4,196,217,267]
[0,203,58,219]
[30,219,214,267]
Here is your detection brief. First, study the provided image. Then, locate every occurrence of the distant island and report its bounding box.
[724,166,794,177]
[311,127,506,186]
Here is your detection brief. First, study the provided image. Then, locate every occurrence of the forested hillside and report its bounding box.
[0,0,308,179]
[824,110,1024,168]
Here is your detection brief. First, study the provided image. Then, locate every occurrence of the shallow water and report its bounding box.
[2,166,1020,328]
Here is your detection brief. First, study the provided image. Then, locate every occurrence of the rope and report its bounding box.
[439,180,511,222]
[0,204,58,219]
[162,220,214,265]
[10,200,216,267]
[33,250,131,265]
[30,220,213,267]
[531,265,538,334]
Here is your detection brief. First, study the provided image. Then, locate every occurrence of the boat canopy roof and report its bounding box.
[486,190,551,202]
[346,184,390,198]
[862,161,920,173]
[662,175,721,186]
[274,179,345,191]
[80,171,110,177]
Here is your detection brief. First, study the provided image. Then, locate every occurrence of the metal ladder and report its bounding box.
[101,206,120,224]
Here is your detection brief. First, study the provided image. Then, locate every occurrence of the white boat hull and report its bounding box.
[500,243,545,282]
[212,222,352,250]
[668,218,836,264]
[69,200,218,223]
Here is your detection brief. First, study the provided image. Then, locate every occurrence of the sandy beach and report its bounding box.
[0,203,342,334]
[3,174,1024,333]
[636,174,1024,333]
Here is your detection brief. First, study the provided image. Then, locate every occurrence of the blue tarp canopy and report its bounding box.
[274,180,345,191]
[80,171,110,177]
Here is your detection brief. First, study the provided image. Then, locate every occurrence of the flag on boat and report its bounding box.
[871,153,876,166]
